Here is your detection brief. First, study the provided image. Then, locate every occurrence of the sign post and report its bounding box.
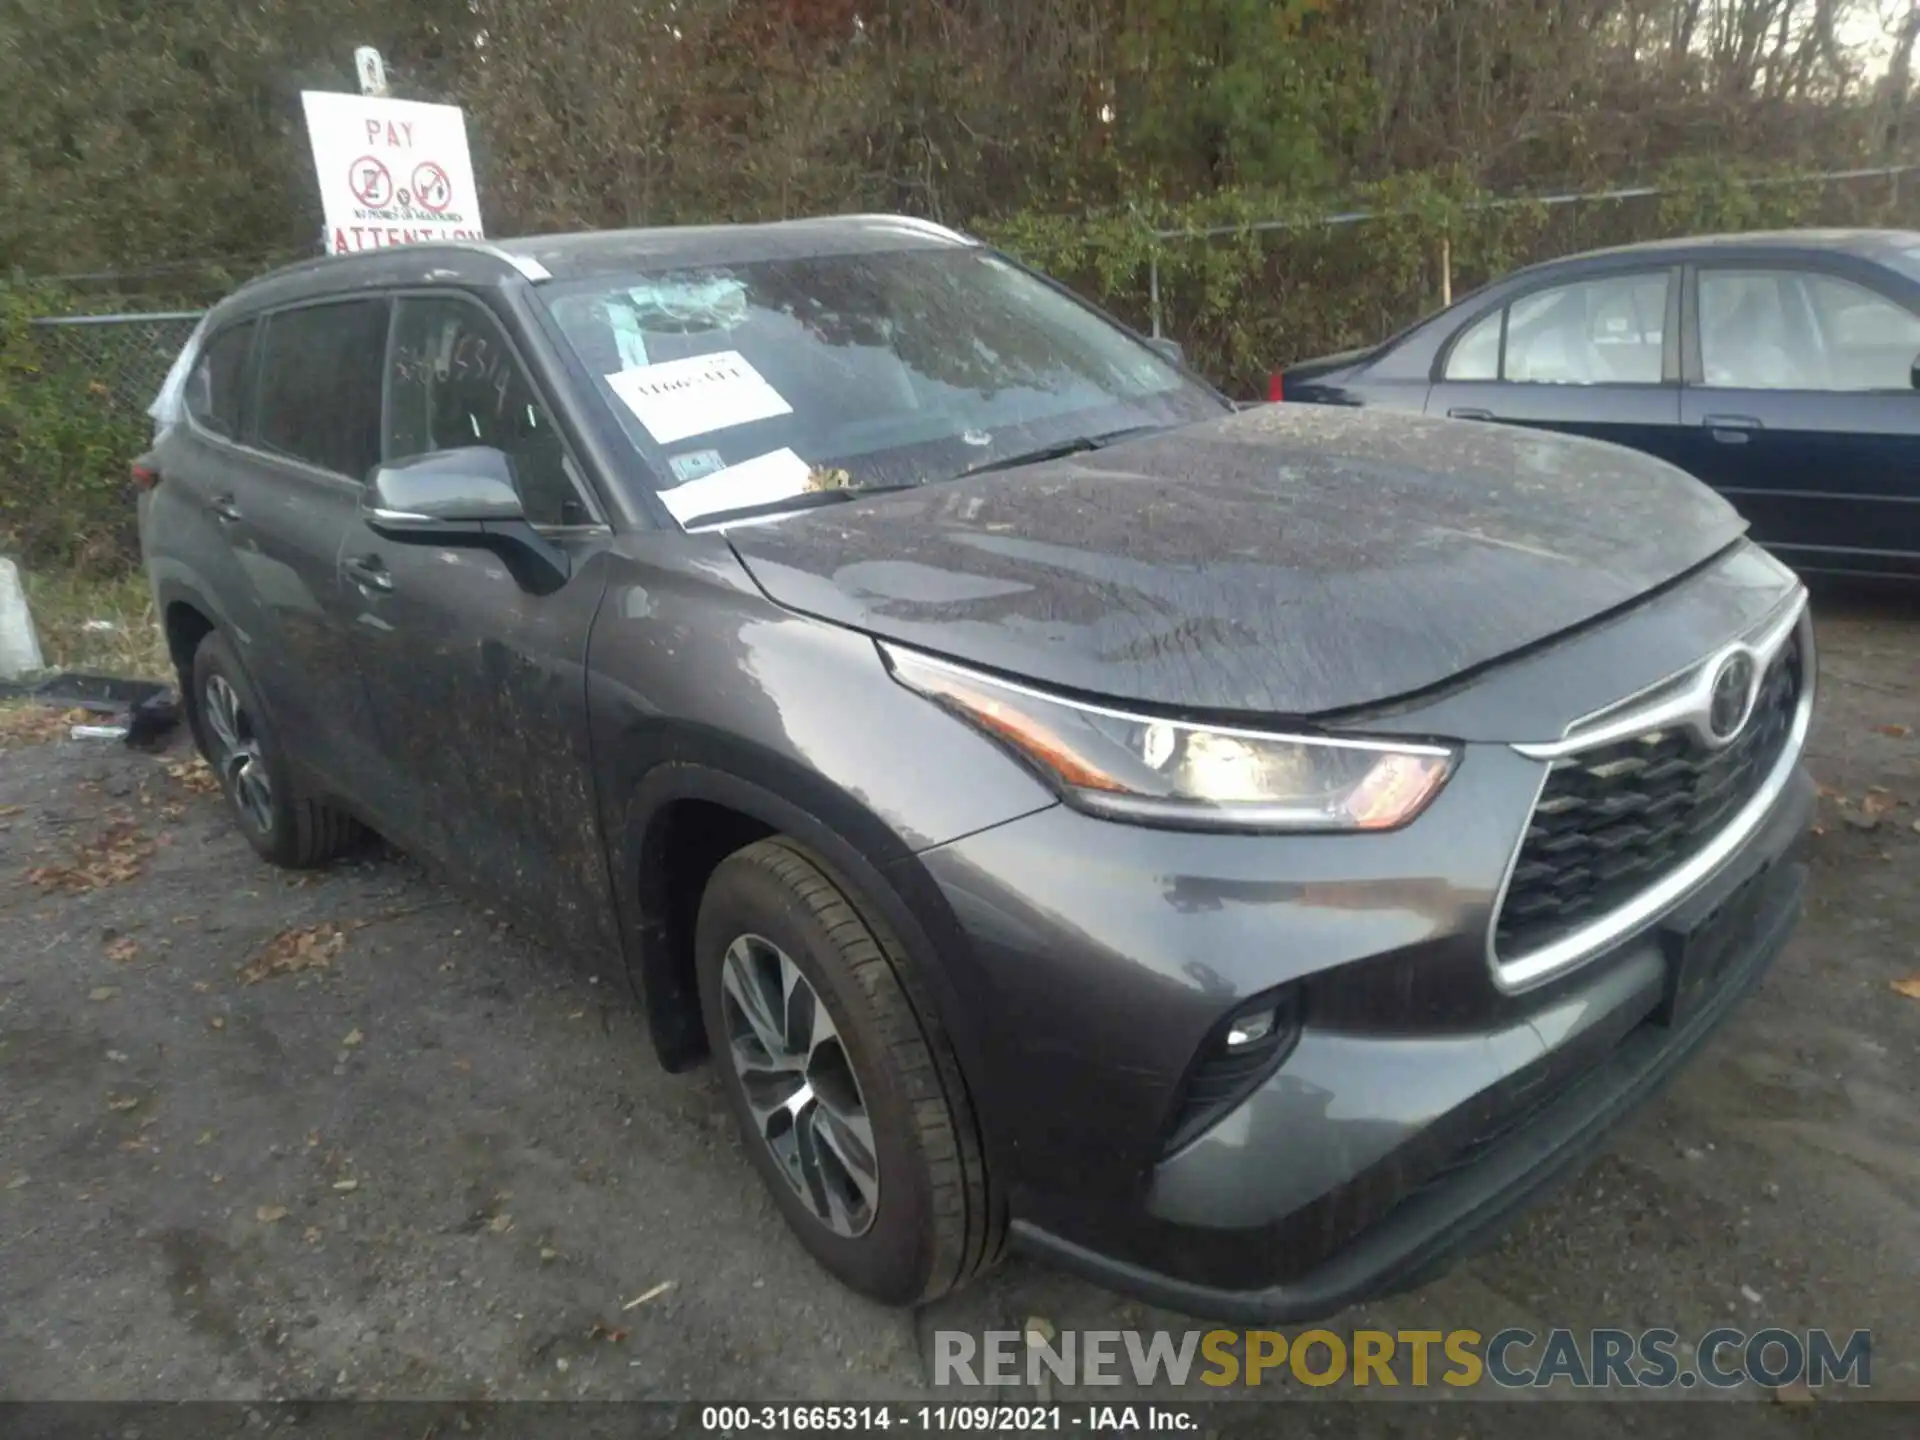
[300,87,483,255]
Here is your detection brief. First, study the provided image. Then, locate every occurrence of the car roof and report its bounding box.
[1514,227,1920,274]
[206,213,976,323]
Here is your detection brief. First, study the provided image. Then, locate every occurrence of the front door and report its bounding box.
[339,290,620,959]
[1424,266,1687,468]
[1676,264,1920,577]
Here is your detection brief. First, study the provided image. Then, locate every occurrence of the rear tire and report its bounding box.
[188,631,363,868]
[695,837,1000,1306]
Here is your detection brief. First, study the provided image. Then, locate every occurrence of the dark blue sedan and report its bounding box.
[1280,229,1920,579]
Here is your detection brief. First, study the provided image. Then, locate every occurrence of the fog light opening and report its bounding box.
[1162,987,1305,1155]
[1226,1007,1278,1050]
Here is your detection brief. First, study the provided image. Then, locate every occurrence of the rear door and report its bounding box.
[204,298,392,802]
[1423,266,1687,467]
[339,289,617,950]
[1676,263,1920,577]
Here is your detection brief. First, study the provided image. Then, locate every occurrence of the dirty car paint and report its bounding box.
[724,404,1746,717]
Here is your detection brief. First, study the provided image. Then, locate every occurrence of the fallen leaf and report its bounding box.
[104,936,140,964]
[539,1245,559,1261]
[487,1212,513,1233]
[332,1179,360,1193]
[195,1130,214,1146]
[340,1028,363,1047]
[164,758,222,794]
[0,704,88,749]
[256,1205,289,1223]
[302,1226,323,1244]
[0,804,22,816]
[4,1174,28,1190]
[88,986,120,1002]
[1890,975,1920,1000]
[26,821,156,893]
[209,1016,225,1030]
[107,1095,140,1112]
[239,923,346,984]
[621,1280,674,1310]
[1862,791,1895,818]
[587,1322,630,1343]
[1874,724,1911,739]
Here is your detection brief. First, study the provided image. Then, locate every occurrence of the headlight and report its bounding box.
[882,644,1458,832]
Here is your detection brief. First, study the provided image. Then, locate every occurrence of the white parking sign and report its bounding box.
[300,92,484,254]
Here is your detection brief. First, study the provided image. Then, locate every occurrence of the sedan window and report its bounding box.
[1505,274,1666,384]
[1698,269,1920,392]
[1803,274,1920,391]
[1443,273,1667,385]
[1443,309,1501,380]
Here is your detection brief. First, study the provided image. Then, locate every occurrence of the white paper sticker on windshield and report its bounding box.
[605,350,792,446]
[659,447,812,525]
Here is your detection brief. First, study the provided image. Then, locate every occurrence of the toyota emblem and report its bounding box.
[1707,651,1757,742]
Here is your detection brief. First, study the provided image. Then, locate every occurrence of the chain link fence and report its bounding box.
[28,311,206,428]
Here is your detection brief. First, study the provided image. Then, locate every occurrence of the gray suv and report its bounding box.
[138,217,1814,1318]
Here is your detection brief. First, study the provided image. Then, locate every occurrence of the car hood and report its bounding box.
[724,405,1745,717]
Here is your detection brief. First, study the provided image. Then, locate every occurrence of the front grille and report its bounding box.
[1495,637,1802,961]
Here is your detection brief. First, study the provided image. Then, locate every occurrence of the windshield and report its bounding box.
[539,247,1225,525]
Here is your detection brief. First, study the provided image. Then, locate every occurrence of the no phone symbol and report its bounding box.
[412,162,453,214]
[349,156,393,207]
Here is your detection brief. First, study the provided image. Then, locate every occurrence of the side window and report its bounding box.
[386,296,591,526]
[253,300,388,478]
[184,320,257,438]
[1444,309,1501,380]
[1802,273,1920,391]
[1503,273,1667,384]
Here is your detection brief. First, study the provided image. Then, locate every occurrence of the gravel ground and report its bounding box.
[1,584,1915,1419]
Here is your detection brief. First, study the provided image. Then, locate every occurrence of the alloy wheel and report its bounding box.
[720,933,881,1238]
[202,674,274,834]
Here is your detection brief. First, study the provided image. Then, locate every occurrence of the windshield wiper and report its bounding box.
[682,482,921,531]
[958,424,1169,479]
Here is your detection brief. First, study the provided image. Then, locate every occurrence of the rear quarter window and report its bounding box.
[184,320,257,438]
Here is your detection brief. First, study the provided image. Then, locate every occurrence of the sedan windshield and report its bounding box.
[538,247,1225,526]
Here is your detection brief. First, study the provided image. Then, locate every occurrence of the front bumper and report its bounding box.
[915,732,1813,1321]
[1011,786,1809,1321]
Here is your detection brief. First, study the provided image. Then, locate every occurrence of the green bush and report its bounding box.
[0,287,150,575]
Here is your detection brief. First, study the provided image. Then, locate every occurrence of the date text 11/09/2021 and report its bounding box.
[700,1407,1190,1432]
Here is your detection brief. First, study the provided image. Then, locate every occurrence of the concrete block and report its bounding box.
[0,558,46,678]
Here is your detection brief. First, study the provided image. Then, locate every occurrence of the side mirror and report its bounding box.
[1911,352,1919,391]
[1147,336,1185,366]
[364,447,568,592]
[366,447,524,535]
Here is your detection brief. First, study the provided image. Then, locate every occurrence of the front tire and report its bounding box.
[695,837,1000,1306]
[188,631,362,868]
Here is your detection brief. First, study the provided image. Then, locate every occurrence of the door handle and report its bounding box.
[1703,414,1762,445]
[210,493,243,523]
[344,554,394,593]
[1447,407,1495,421]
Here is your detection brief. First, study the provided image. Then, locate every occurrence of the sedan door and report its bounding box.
[1423,267,1687,468]
[338,290,619,955]
[1675,264,1920,578]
